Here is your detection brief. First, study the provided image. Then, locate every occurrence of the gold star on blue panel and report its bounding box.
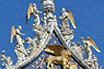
[25,33,62,69]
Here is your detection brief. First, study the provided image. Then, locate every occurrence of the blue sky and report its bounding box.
[0,0,104,68]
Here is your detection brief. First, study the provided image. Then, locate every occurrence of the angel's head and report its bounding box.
[33,3,36,8]
[62,8,66,12]
[18,26,22,30]
[80,37,84,41]
[1,50,6,54]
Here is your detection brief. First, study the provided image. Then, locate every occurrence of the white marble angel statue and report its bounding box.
[60,8,76,31]
[80,37,101,61]
[59,8,77,46]
[26,3,41,24]
[10,26,28,62]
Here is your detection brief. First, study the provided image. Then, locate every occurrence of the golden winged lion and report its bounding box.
[37,45,77,69]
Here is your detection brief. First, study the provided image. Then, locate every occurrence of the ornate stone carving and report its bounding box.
[0,0,101,69]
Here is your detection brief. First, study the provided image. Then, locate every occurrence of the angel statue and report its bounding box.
[26,3,41,24]
[80,37,101,62]
[59,8,77,46]
[60,8,76,31]
[37,45,77,69]
[10,26,28,64]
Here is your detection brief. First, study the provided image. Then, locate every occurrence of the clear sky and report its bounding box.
[0,0,104,68]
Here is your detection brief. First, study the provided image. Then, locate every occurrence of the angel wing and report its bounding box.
[87,37,101,53]
[26,3,33,24]
[10,26,16,43]
[45,45,65,56]
[67,10,76,29]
